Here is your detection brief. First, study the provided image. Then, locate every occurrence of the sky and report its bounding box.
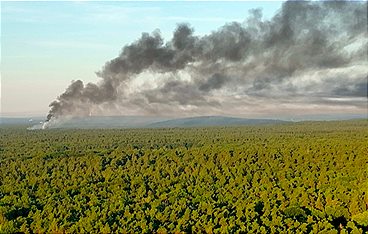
[1,1,367,120]
[1,1,282,116]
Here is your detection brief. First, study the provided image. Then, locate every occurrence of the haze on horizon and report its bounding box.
[1,1,367,120]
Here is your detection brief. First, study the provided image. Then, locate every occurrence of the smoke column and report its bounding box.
[42,1,367,128]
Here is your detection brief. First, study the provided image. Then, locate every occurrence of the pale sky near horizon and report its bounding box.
[2,1,283,116]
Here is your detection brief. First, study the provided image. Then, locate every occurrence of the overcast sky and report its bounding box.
[1,1,367,119]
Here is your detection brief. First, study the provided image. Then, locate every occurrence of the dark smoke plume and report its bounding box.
[45,1,367,125]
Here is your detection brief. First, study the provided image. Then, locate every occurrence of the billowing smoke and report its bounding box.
[43,1,367,127]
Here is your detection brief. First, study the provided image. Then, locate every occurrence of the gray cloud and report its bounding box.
[199,73,228,92]
[332,80,368,98]
[46,1,367,122]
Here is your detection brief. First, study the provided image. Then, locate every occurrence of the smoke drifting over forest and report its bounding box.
[44,1,367,127]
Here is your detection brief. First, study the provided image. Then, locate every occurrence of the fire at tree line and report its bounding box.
[0,120,367,233]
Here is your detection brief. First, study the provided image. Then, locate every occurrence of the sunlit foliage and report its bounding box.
[0,120,367,233]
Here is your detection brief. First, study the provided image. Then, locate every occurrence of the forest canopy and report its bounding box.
[0,120,367,233]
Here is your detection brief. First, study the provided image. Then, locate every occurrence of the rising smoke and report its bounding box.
[43,1,367,128]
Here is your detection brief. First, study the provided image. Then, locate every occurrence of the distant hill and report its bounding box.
[147,116,289,128]
[21,116,172,129]
[0,117,44,126]
[57,116,171,129]
[1,116,290,129]
[3,116,367,129]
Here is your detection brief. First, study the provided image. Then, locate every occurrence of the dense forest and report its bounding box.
[0,120,367,233]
